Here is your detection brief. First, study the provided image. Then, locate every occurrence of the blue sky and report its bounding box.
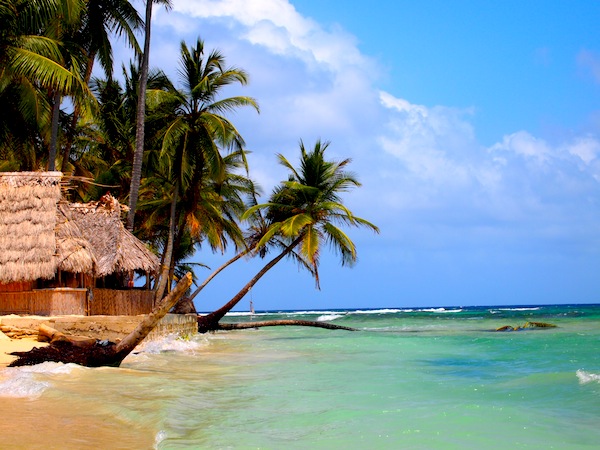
[126,0,600,310]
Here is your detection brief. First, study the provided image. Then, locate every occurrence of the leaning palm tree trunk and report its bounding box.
[172,247,252,315]
[116,273,192,355]
[197,236,303,333]
[9,273,192,367]
[188,247,252,302]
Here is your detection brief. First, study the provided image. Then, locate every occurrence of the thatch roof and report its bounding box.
[55,204,97,274]
[65,193,159,276]
[0,173,159,283]
[0,172,62,283]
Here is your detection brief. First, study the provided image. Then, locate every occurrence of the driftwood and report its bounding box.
[8,273,193,367]
[217,319,357,332]
[38,323,97,347]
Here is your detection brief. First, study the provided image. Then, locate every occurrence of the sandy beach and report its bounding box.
[0,335,47,367]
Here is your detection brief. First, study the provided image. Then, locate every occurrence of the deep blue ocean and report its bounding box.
[1,304,599,449]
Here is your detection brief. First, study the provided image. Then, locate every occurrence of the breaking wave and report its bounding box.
[317,314,344,322]
[136,334,206,354]
[576,370,600,384]
[0,362,80,398]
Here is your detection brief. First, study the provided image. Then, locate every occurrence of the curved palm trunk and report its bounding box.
[127,0,153,231]
[116,272,192,356]
[218,320,356,332]
[197,235,303,333]
[188,247,251,302]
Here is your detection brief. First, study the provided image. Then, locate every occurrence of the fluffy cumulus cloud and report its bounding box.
[169,0,369,73]
[374,90,600,254]
[148,0,600,262]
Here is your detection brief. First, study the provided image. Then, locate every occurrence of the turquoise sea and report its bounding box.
[1,304,600,449]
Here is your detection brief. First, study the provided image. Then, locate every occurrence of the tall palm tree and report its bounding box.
[127,0,172,231]
[148,38,259,300]
[197,140,379,333]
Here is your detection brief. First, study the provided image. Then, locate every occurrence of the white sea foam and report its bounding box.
[576,370,600,384]
[154,430,167,449]
[225,311,261,317]
[317,314,343,322]
[136,334,206,354]
[352,309,404,314]
[419,308,463,313]
[285,310,339,316]
[0,371,49,398]
[493,307,541,312]
[0,362,79,398]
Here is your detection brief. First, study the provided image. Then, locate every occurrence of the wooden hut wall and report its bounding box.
[30,289,87,315]
[0,289,86,315]
[0,281,34,292]
[0,291,35,314]
[89,289,155,316]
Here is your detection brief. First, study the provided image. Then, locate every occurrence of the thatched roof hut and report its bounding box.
[65,193,159,277]
[0,172,158,285]
[0,172,62,283]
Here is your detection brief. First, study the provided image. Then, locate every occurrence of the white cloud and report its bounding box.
[490,131,551,163]
[169,0,370,74]
[377,91,478,187]
[567,135,600,165]
[146,0,600,257]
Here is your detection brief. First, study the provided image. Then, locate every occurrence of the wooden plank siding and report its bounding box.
[0,281,34,292]
[32,289,87,315]
[0,289,154,316]
[0,289,86,315]
[89,289,155,316]
[0,291,35,314]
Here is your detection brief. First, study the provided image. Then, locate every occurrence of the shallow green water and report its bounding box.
[1,304,599,449]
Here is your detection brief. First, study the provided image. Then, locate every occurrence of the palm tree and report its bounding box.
[147,38,259,299]
[196,140,379,333]
[59,0,143,172]
[127,0,172,231]
[71,63,173,202]
[0,0,86,94]
[0,0,88,170]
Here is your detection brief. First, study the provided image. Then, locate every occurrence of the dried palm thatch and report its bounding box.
[55,203,96,274]
[1,173,158,284]
[66,194,159,276]
[0,172,62,283]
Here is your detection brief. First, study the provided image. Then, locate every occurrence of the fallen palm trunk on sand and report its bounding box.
[217,319,356,331]
[9,273,193,367]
